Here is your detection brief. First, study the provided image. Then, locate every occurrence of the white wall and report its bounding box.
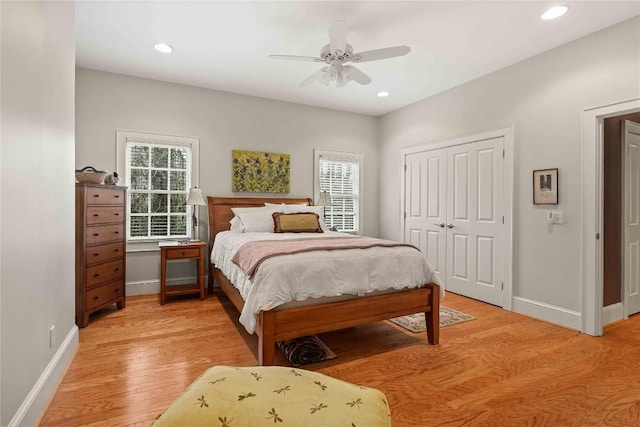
[0,2,77,425]
[75,69,378,292]
[379,18,640,324]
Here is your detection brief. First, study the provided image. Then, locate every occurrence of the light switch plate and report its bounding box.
[553,211,564,224]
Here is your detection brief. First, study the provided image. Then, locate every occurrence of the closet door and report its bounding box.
[404,148,447,278]
[445,137,504,306]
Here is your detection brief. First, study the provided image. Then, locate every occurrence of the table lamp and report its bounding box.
[186,187,206,241]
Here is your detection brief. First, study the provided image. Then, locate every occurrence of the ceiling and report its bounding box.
[75,1,640,116]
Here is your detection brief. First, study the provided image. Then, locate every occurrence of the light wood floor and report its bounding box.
[39,291,640,426]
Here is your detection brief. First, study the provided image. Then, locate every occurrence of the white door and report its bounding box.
[624,120,640,316]
[404,149,447,277]
[404,136,504,306]
[446,137,504,306]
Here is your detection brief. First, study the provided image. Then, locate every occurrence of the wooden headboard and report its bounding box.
[206,196,313,252]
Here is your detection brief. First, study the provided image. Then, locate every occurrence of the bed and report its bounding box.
[207,196,441,366]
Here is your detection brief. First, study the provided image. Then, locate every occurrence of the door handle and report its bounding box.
[447,224,454,228]
[435,223,445,228]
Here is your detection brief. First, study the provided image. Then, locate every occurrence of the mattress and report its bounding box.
[211,231,443,333]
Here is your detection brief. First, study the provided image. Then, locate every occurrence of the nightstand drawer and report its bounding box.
[86,206,125,225]
[85,241,125,265]
[86,281,124,311]
[86,259,124,287]
[166,247,201,259]
[85,187,125,205]
[86,223,124,245]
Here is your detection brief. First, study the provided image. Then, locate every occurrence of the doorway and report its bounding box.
[603,113,640,323]
[582,98,640,336]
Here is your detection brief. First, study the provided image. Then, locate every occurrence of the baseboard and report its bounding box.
[126,275,207,296]
[511,296,582,331]
[9,325,79,427]
[603,302,623,325]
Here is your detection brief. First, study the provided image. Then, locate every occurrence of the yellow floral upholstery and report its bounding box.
[153,366,392,426]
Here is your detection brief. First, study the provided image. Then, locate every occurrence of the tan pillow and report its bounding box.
[272,212,323,233]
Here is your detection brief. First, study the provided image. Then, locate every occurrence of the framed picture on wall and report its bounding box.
[533,168,558,205]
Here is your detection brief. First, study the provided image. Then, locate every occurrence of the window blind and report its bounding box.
[318,155,360,233]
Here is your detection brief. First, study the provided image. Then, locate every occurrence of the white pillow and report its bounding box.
[231,205,285,233]
[234,210,278,233]
[229,216,243,232]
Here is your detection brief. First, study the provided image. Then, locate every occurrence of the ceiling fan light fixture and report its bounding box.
[541,5,569,20]
[377,91,390,98]
[154,43,173,53]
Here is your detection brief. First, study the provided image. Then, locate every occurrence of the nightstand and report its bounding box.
[160,241,207,305]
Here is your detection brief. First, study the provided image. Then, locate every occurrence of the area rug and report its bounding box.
[389,306,475,333]
[277,335,337,366]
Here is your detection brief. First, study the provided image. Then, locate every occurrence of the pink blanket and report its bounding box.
[232,236,416,278]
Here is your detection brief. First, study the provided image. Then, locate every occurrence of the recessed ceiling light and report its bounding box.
[541,5,569,20]
[154,43,173,53]
[377,91,390,98]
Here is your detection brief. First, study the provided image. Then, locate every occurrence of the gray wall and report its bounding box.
[1,2,77,425]
[379,18,640,316]
[75,69,378,293]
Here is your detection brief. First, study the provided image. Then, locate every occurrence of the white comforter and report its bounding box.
[211,231,443,333]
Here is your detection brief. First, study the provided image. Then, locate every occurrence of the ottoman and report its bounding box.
[153,365,392,426]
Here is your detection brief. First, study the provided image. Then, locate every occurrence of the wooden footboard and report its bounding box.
[215,266,439,365]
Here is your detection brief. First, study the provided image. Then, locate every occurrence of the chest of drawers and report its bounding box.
[75,184,127,327]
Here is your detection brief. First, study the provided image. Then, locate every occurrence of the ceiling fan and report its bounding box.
[268,20,411,88]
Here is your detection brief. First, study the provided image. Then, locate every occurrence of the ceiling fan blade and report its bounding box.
[329,20,349,55]
[344,65,371,85]
[350,46,411,63]
[268,54,323,62]
[300,68,327,87]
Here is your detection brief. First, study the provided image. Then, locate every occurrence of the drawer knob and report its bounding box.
[115,195,120,198]
[93,253,99,257]
[93,214,99,217]
[114,213,120,216]
[114,249,120,252]
[114,231,120,234]
[93,194,100,198]
[93,273,100,278]
[93,295,99,300]
[114,288,119,293]
[182,252,186,256]
[93,233,99,237]
[114,268,120,272]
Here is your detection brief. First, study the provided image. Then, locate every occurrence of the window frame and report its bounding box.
[313,149,363,234]
[116,129,200,251]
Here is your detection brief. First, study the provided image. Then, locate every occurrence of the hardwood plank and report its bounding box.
[39,292,640,426]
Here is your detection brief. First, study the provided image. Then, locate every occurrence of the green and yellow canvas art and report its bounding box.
[232,150,290,193]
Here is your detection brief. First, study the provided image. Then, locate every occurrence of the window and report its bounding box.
[116,130,199,244]
[314,149,363,233]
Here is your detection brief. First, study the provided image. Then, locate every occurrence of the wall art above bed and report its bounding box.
[232,150,290,193]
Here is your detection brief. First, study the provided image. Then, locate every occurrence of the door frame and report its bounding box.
[400,126,515,310]
[581,98,640,336]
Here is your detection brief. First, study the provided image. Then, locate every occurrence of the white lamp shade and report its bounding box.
[317,191,332,207]
[186,187,206,205]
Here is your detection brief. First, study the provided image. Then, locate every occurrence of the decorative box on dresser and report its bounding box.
[75,184,127,327]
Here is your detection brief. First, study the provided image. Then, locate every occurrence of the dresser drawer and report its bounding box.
[85,187,125,205]
[86,223,124,245]
[85,281,124,311]
[86,259,124,287]
[86,206,125,225]
[85,241,125,266]
[166,247,201,259]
